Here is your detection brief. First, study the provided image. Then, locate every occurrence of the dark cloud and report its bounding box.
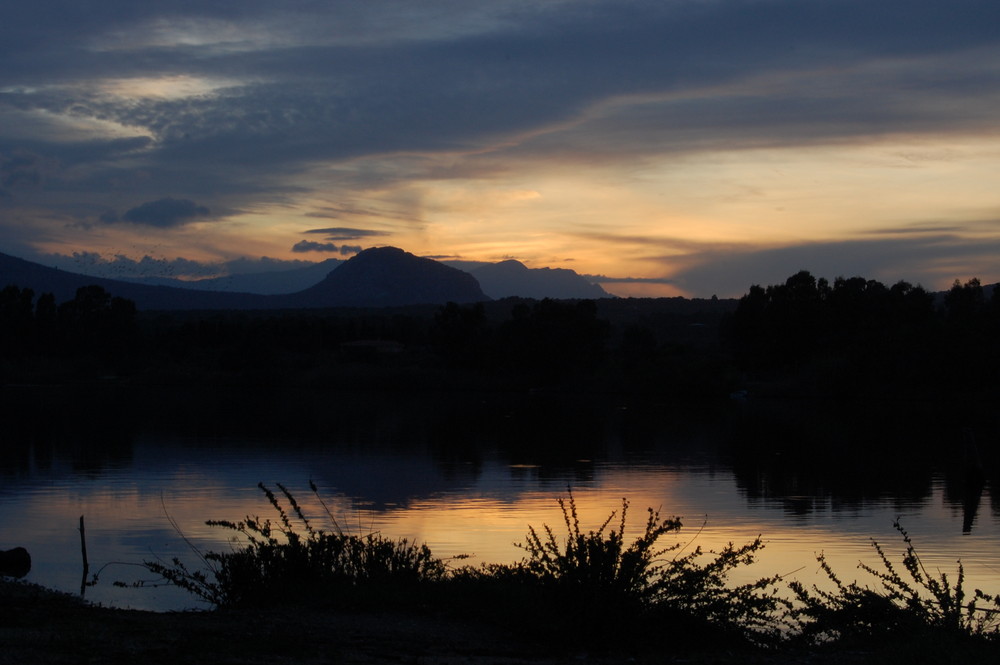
[291,240,365,255]
[584,275,677,285]
[119,198,210,227]
[8,1,999,175]
[0,151,44,197]
[292,240,340,253]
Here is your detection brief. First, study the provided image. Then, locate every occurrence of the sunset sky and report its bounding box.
[2,0,998,297]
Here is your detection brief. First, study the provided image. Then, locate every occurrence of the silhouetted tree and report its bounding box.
[30,291,58,350]
[728,271,826,367]
[0,285,35,356]
[937,277,997,391]
[57,285,137,355]
[944,278,984,322]
[35,291,56,326]
[727,270,943,393]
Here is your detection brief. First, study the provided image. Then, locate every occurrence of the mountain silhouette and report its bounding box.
[133,255,608,300]
[0,247,487,310]
[285,247,487,307]
[122,258,344,294]
[470,259,609,299]
[0,251,268,309]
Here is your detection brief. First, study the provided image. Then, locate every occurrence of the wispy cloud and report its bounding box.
[303,227,391,240]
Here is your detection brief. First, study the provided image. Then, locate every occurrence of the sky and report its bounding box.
[1,0,999,298]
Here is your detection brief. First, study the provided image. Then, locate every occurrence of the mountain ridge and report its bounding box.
[120,258,344,294]
[1,248,614,309]
[118,255,608,300]
[0,247,486,310]
[469,259,609,299]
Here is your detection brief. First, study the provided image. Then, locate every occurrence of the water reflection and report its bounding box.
[1,388,998,612]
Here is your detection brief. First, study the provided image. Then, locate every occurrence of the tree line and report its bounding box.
[725,271,999,395]
[2,274,997,398]
[0,284,136,360]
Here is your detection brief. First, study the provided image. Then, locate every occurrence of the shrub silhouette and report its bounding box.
[141,482,445,608]
[476,491,790,647]
[789,520,1000,644]
[136,486,1000,656]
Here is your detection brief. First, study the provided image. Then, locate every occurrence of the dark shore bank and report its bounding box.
[2,579,994,665]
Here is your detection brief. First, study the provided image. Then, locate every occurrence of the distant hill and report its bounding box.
[469,260,610,299]
[284,247,487,308]
[0,251,270,309]
[122,258,343,294]
[0,248,488,310]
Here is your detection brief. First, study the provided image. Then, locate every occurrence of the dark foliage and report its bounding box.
[725,271,939,380]
[725,272,1000,396]
[447,491,790,649]
[139,487,791,654]
[0,284,137,370]
[138,490,1000,658]
[789,521,1000,648]
[138,482,445,609]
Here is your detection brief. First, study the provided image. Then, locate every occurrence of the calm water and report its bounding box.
[3,415,998,612]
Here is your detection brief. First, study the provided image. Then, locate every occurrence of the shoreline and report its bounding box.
[1,579,990,665]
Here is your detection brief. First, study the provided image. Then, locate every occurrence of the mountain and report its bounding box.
[0,247,487,310]
[152,256,610,300]
[122,258,343,294]
[469,260,610,299]
[285,247,487,308]
[0,251,270,309]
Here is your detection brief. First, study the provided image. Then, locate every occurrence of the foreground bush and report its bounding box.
[450,492,789,648]
[142,482,444,608]
[789,520,1000,645]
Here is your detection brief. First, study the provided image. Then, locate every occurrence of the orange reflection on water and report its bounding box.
[4,448,1000,613]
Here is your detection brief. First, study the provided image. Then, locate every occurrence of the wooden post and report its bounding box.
[79,515,89,596]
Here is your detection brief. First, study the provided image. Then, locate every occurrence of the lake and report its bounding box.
[2,388,998,612]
